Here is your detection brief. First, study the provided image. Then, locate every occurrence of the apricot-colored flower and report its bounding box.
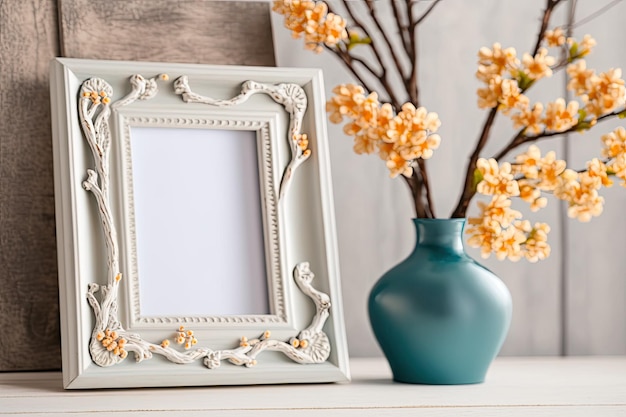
[583,68,626,118]
[274,0,347,53]
[99,328,128,359]
[544,28,566,47]
[522,47,556,80]
[313,12,348,50]
[370,103,395,140]
[467,196,551,261]
[566,60,595,95]
[466,196,526,261]
[543,98,579,132]
[579,35,597,54]
[386,151,413,178]
[175,326,198,349]
[274,0,315,37]
[327,84,441,177]
[523,223,551,262]
[342,91,380,137]
[326,84,369,123]
[498,79,529,114]
[478,195,522,227]
[585,158,613,187]
[610,155,626,187]
[518,182,548,212]
[476,75,503,109]
[512,102,544,134]
[567,191,604,222]
[384,103,441,161]
[554,169,605,222]
[476,43,519,82]
[387,103,441,137]
[511,146,566,207]
[536,151,567,191]
[467,220,501,259]
[492,221,529,261]
[476,158,520,197]
[513,145,542,178]
[352,134,377,155]
[568,34,596,59]
[601,126,626,159]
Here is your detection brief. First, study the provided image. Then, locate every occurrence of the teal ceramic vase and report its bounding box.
[368,218,512,384]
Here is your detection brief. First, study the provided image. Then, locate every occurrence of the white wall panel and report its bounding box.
[565,0,626,355]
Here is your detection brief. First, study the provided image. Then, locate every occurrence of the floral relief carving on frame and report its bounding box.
[78,74,332,370]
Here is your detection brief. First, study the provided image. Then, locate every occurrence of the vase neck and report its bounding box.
[412,219,466,255]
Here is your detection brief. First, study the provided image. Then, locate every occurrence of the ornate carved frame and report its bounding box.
[50,58,349,389]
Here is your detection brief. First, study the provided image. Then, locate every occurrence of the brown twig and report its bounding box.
[450,0,565,218]
[391,0,412,59]
[532,0,565,55]
[493,107,626,160]
[407,0,419,106]
[326,44,402,106]
[402,171,427,218]
[451,107,499,218]
[326,46,376,95]
[366,0,410,96]
[405,0,435,216]
[413,0,443,27]
[340,0,404,108]
[417,159,436,217]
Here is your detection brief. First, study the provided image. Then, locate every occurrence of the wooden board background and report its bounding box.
[0,0,274,371]
[0,0,61,371]
[1,0,625,371]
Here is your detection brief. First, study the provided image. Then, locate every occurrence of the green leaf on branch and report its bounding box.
[516,70,534,91]
[574,109,593,131]
[346,32,372,50]
[472,168,484,191]
[576,120,594,132]
[568,43,579,63]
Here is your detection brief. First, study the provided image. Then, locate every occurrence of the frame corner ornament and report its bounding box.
[173,75,312,199]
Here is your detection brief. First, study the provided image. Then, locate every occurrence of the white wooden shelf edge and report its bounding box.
[1,357,625,416]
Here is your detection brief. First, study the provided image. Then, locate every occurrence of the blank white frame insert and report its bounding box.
[129,127,269,317]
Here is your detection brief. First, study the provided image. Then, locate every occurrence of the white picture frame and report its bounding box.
[49,58,350,389]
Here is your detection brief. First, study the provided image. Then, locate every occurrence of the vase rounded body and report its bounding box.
[368,218,512,384]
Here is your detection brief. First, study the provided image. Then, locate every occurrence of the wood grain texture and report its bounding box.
[59,0,275,66]
[0,0,61,371]
[0,0,276,371]
[2,358,626,416]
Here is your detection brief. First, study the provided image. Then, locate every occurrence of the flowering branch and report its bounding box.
[532,0,565,56]
[451,0,565,218]
[494,107,626,161]
[366,0,410,89]
[274,0,626,261]
[451,107,499,218]
[338,0,403,106]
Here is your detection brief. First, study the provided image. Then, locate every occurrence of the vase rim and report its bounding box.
[412,218,466,223]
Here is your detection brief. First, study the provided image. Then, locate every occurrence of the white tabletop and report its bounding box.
[1,357,625,416]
